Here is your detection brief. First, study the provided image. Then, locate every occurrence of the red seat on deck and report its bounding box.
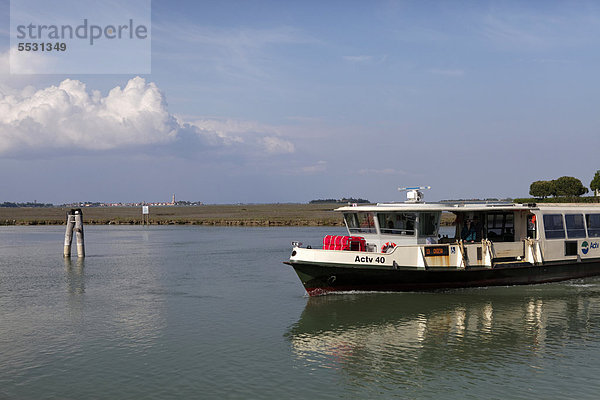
[323,235,365,251]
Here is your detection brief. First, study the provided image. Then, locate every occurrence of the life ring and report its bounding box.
[381,242,397,253]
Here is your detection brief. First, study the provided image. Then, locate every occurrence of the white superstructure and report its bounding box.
[291,197,600,270]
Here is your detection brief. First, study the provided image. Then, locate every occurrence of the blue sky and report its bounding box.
[1,0,600,204]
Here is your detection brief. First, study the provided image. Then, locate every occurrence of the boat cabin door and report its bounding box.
[527,214,537,239]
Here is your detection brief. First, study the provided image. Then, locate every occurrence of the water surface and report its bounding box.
[2,226,600,399]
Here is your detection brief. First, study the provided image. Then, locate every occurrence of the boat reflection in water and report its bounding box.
[286,281,600,397]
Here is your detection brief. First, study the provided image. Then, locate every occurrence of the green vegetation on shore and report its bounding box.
[523,172,600,203]
[0,204,345,226]
[514,197,600,204]
[529,173,600,199]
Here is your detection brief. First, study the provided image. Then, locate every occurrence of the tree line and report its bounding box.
[529,171,600,199]
[0,202,54,208]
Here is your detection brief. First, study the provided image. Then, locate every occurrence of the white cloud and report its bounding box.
[0,77,177,154]
[262,136,295,154]
[184,118,295,154]
[0,76,295,157]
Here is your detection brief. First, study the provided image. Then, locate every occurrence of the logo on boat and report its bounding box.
[582,241,600,254]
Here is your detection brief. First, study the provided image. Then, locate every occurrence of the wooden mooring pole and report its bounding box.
[64,208,85,258]
[74,209,85,257]
[63,210,75,257]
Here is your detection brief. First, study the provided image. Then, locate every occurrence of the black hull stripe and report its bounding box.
[287,259,600,295]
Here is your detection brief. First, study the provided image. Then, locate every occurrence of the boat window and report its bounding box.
[586,214,600,238]
[565,214,586,238]
[377,213,416,235]
[485,212,514,242]
[344,212,376,234]
[418,212,439,237]
[543,214,565,239]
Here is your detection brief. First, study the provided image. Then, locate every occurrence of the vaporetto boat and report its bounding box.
[285,187,600,296]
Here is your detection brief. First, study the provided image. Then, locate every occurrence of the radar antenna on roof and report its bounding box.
[398,186,431,203]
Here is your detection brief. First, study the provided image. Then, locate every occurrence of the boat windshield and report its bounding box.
[377,213,416,235]
[344,212,376,234]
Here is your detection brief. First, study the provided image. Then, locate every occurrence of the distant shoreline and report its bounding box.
[8,201,595,227]
[0,203,459,227]
[0,204,345,227]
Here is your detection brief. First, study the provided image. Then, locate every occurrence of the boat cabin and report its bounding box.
[337,203,532,265]
[340,204,529,245]
[331,201,600,267]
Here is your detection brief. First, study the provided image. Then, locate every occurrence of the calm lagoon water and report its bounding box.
[2,225,600,399]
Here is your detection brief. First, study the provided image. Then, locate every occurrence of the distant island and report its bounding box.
[309,198,370,204]
[0,197,367,226]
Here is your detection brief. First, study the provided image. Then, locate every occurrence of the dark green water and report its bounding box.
[2,226,600,399]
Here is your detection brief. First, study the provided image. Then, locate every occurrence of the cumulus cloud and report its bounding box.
[0,76,295,157]
[0,77,177,154]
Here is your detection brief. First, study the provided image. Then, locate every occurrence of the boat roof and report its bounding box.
[335,202,535,213]
[336,202,600,213]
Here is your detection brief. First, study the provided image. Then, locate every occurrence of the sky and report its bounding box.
[1,0,600,204]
